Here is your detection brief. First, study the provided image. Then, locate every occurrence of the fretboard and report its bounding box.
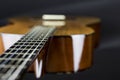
[0,26,55,80]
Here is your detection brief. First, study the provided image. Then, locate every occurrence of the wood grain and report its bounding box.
[0,16,100,73]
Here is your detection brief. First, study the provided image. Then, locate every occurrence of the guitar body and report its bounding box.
[44,19,94,72]
[74,17,101,47]
[46,34,94,72]
[0,16,100,76]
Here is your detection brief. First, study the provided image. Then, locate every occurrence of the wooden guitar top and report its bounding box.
[0,16,97,35]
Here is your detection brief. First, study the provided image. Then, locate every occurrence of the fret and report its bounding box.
[15,46,21,48]
[30,54,36,59]
[21,46,26,49]
[0,65,19,68]
[0,58,31,62]
[0,54,31,64]
[0,59,10,65]
[33,32,43,40]
[7,41,42,53]
[0,60,30,77]
[18,39,47,42]
[5,49,11,53]
[0,54,6,58]
[4,48,40,60]
[4,53,36,55]
[6,54,16,58]
[0,60,5,64]
[1,67,17,79]
[3,42,42,60]
[0,68,10,74]
[0,26,55,80]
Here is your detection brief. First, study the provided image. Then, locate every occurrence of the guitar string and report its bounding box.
[3,27,43,61]
[0,27,40,76]
[11,27,48,66]
[0,27,41,79]
[2,27,45,78]
[8,27,55,80]
[0,27,44,70]
[0,27,37,58]
[0,26,44,78]
[0,27,37,65]
[0,26,54,79]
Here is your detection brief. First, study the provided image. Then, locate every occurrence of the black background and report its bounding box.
[0,0,120,80]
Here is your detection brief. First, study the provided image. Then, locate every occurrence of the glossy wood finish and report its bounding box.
[0,16,100,73]
[87,23,100,47]
[46,34,94,72]
[9,16,101,47]
[0,36,4,54]
[66,16,101,47]
[43,18,95,72]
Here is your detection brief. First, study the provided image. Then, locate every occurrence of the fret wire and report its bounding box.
[1,66,17,79]
[0,27,47,62]
[3,38,42,79]
[4,53,36,55]
[22,27,39,38]
[1,27,46,74]
[23,27,49,41]
[10,28,47,66]
[2,27,41,60]
[0,34,38,79]
[10,28,51,79]
[13,28,44,57]
[0,26,55,80]
[7,26,54,77]
[0,65,18,68]
[21,27,40,41]
[0,58,32,61]
[6,29,42,66]
[32,30,43,40]
[8,27,55,80]
[21,30,39,41]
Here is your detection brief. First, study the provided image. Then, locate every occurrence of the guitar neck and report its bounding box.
[0,26,55,80]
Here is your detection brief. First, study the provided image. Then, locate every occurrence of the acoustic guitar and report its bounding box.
[0,15,100,79]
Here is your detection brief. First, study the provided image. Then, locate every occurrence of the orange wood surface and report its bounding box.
[0,16,100,73]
